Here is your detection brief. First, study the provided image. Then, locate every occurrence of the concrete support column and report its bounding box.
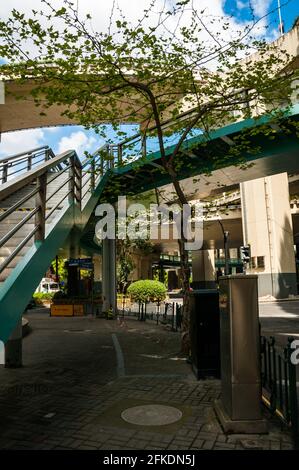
[240,173,297,299]
[93,254,102,296]
[102,238,117,313]
[5,319,22,368]
[67,229,80,297]
[93,255,102,282]
[192,249,216,289]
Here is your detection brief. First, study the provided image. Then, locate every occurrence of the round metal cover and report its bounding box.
[121,404,182,426]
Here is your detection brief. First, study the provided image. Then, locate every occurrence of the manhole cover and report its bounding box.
[121,404,182,426]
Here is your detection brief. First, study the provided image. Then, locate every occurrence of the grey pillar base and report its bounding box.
[102,239,116,314]
[5,338,22,368]
[214,399,267,434]
[4,319,23,368]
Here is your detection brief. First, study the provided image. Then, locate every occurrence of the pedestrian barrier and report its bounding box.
[119,301,182,331]
[260,335,299,448]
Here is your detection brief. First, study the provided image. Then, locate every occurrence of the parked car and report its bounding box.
[35,278,60,294]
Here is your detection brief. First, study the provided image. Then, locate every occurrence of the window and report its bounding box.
[49,283,59,290]
[257,256,265,268]
[250,257,256,269]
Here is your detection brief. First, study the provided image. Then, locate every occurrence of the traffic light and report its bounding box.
[240,245,251,262]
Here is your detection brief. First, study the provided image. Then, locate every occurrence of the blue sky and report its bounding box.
[0,0,299,161]
[224,0,299,32]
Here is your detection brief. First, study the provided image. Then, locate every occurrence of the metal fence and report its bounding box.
[118,301,183,331]
[260,335,299,448]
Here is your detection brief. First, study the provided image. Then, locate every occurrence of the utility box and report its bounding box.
[189,289,220,379]
[214,275,267,433]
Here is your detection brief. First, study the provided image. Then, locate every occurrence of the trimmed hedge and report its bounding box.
[127,280,167,303]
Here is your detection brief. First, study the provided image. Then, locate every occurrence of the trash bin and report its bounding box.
[189,289,220,379]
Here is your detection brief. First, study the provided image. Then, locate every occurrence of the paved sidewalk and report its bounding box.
[0,309,294,450]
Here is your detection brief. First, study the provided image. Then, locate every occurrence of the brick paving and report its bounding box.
[0,309,294,450]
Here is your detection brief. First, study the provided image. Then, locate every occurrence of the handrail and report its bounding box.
[83,106,204,170]
[81,144,108,168]
[0,143,103,276]
[0,146,58,184]
[0,150,78,201]
[0,145,50,163]
[0,185,41,223]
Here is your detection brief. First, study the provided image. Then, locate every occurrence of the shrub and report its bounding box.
[33,292,54,304]
[127,280,167,303]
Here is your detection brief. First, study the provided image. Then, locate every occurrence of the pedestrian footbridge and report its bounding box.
[1,105,299,343]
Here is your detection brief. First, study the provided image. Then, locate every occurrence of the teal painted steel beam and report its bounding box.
[76,172,111,230]
[0,203,76,343]
[113,104,299,176]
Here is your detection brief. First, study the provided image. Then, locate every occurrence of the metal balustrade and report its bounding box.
[0,146,55,183]
[0,145,111,280]
[117,300,183,331]
[261,335,299,448]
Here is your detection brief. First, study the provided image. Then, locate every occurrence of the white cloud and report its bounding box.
[0,128,45,158]
[250,0,272,17]
[236,0,247,10]
[57,130,96,156]
[0,0,272,47]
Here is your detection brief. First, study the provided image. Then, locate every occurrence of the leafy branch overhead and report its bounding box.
[0,0,297,352]
[0,0,296,154]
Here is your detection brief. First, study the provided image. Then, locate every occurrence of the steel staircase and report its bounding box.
[1,104,299,343]
[0,145,106,342]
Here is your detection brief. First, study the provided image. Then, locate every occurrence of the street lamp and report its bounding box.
[224,231,229,276]
[218,220,229,276]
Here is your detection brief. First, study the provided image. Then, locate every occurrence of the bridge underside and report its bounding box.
[0,80,149,134]
[79,107,299,251]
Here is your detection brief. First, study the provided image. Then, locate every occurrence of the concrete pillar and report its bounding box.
[93,254,102,282]
[69,229,80,259]
[93,254,102,297]
[192,249,216,289]
[240,173,297,299]
[102,239,116,313]
[67,229,80,297]
[67,265,79,297]
[5,319,22,368]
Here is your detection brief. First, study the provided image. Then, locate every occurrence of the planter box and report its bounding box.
[51,304,74,317]
[73,304,84,316]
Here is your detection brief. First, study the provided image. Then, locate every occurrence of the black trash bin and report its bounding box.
[189,289,220,379]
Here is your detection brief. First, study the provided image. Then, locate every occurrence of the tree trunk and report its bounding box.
[162,168,192,356]
[178,237,191,355]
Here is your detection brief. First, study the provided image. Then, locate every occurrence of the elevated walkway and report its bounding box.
[1,105,299,343]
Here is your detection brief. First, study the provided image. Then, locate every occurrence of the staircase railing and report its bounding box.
[0,146,56,183]
[0,146,107,278]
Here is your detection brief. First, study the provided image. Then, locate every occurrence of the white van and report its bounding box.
[36,278,60,294]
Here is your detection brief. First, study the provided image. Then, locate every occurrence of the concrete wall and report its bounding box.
[192,249,216,289]
[240,173,297,299]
